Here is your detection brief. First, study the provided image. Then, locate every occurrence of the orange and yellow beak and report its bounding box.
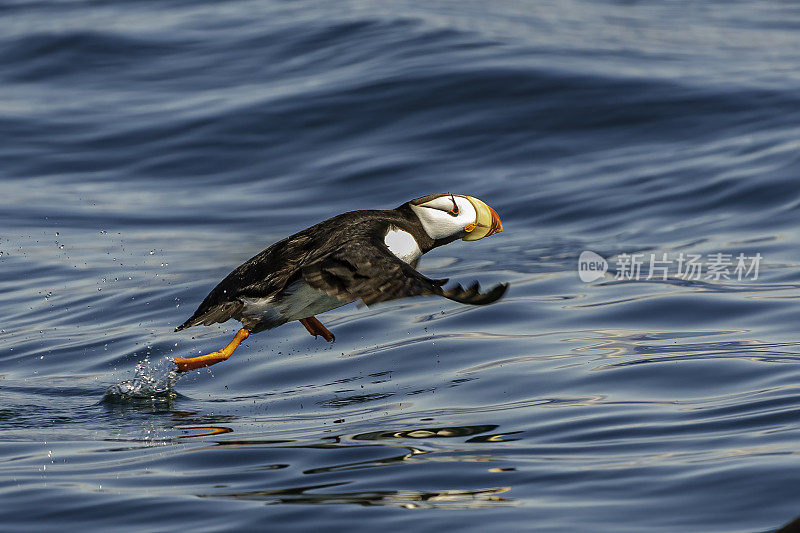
[462,196,503,241]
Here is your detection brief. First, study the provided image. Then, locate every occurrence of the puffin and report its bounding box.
[173,194,506,372]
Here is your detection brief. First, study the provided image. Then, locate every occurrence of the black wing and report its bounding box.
[176,211,394,330]
[302,235,508,307]
[176,210,507,331]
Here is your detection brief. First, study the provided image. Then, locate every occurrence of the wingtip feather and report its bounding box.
[442,281,508,305]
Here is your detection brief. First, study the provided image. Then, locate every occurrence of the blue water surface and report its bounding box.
[2,1,800,531]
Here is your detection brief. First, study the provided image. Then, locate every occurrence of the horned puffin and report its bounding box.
[173,194,505,372]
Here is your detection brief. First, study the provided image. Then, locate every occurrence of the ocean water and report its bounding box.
[2,1,800,531]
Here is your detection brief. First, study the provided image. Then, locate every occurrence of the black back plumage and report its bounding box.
[176,205,507,332]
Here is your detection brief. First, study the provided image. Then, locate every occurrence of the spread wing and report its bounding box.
[177,212,508,332]
[302,235,508,307]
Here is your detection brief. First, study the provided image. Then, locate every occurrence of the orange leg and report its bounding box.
[173,328,250,373]
[299,316,335,342]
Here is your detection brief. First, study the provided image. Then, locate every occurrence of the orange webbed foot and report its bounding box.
[173,328,250,373]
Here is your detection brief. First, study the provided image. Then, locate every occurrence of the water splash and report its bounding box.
[103,356,182,403]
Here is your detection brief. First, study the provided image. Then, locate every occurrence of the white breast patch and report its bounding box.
[384,227,422,264]
[241,280,348,323]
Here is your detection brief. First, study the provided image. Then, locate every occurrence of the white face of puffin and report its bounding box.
[409,194,503,242]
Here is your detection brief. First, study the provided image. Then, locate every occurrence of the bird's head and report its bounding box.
[407,194,503,244]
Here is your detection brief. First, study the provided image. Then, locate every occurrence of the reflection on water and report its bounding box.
[209,484,513,509]
[90,407,521,509]
[353,424,498,440]
[318,392,395,408]
[178,426,233,438]
[301,445,430,474]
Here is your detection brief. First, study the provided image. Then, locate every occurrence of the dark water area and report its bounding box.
[3,1,800,531]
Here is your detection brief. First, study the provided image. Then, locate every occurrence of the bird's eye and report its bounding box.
[448,195,459,216]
